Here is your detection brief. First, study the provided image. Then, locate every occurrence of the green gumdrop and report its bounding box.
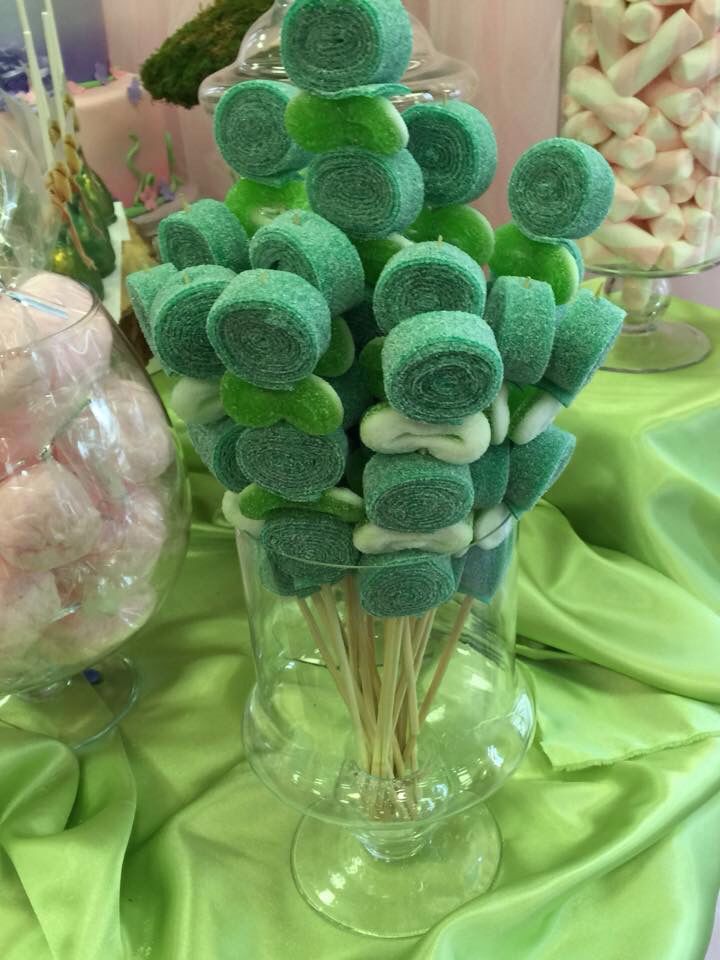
[489,223,580,305]
[406,205,495,266]
[240,484,366,523]
[221,372,343,436]
[346,446,373,497]
[285,92,409,156]
[315,315,356,377]
[353,234,413,286]
[359,337,386,399]
[225,177,308,237]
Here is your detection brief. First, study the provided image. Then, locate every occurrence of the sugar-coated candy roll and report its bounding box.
[285,92,409,155]
[469,442,511,510]
[383,312,504,424]
[505,426,577,518]
[363,452,474,533]
[158,200,250,273]
[240,484,364,524]
[187,418,249,493]
[484,276,556,386]
[225,178,309,238]
[214,81,310,181]
[542,290,625,405]
[0,460,101,572]
[170,378,224,426]
[352,235,413,286]
[359,550,458,619]
[344,298,383,349]
[489,224,580,305]
[404,101,498,206]
[126,263,178,357]
[307,147,424,240]
[237,423,348,502]
[315,316,356,378]
[406,205,495,267]
[508,137,615,240]
[250,210,365,316]
[260,509,359,588]
[360,403,491,465]
[359,336,386,399]
[374,241,487,333]
[354,519,473,556]
[281,0,412,95]
[326,362,374,429]
[257,545,319,599]
[459,536,514,604]
[151,265,233,379]
[207,270,331,390]
[221,372,344,436]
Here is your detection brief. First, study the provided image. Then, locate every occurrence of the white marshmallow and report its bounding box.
[635,184,672,217]
[595,221,665,267]
[658,240,704,270]
[601,134,658,168]
[682,203,716,243]
[608,11,703,97]
[643,79,705,127]
[592,0,632,72]
[695,174,720,213]
[563,110,613,145]
[577,235,617,266]
[690,0,720,39]
[609,180,641,221]
[682,112,720,173]
[638,108,685,150]
[649,203,686,241]
[565,22,600,70]
[568,66,650,138]
[670,35,720,87]
[563,94,584,118]
[668,162,707,200]
[620,276,654,313]
[567,0,593,29]
[617,148,695,186]
[622,2,664,43]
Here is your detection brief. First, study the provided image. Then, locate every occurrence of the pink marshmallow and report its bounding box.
[568,66,650,138]
[649,203,686,241]
[682,112,720,173]
[622,2,665,44]
[682,203,716,244]
[609,180,641,221]
[595,220,665,267]
[607,11,703,97]
[690,0,720,39]
[670,34,720,88]
[696,174,720,212]
[565,22,599,70]
[617,148,695,186]
[643,79,705,128]
[0,460,102,572]
[634,184,672,217]
[601,134,658,169]
[562,111,613,145]
[591,0,631,73]
[638,108,685,149]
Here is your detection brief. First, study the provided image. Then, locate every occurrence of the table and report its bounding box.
[0,300,719,960]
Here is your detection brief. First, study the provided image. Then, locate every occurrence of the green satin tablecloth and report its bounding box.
[1,302,719,960]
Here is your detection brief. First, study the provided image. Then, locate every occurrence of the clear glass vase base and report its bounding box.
[291,804,501,938]
[602,322,712,374]
[0,654,138,749]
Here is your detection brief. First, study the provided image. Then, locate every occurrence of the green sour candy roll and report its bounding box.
[281,0,413,95]
[469,442,511,510]
[158,200,249,273]
[187,418,249,493]
[326,362,374,429]
[225,179,309,238]
[363,452,474,533]
[207,270,331,390]
[237,423,348,501]
[126,263,177,355]
[261,509,359,587]
[359,337,386,399]
[541,290,625,404]
[405,101,498,206]
[258,546,319,599]
[315,316,356,378]
[407,205,495,267]
[285,92,409,155]
[505,426,577,517]
[484,276,556,386]
[353,235,413,286]
[508,138,615,241]
[359,551,458,619]
[344,297,383,349]
[250,210,365,316]
[214,80,311,182]
[374,241,487,333]
[307,148,424,240]
[221,373,343,436]
[151,265,233,378]
[383,312,503,424]
[489,223,580,305]
[460,537,514,603]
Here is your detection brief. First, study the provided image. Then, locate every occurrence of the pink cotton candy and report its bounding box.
[0,563,64,678]
[54,376,175,497]
[0,460,102,572]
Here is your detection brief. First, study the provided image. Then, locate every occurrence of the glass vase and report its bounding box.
[199,0,479,114]
[0,269,190,746]
[560,0,718,372]
[237,524,534,939]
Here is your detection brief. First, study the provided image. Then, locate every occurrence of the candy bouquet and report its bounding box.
[128,0,626,788]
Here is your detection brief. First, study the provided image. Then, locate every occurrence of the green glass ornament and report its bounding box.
[76,163,117,226]
[49,225,105,300]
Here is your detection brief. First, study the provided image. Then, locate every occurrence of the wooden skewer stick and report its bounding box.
[401,619,420,771]
[41,9,66,135]
[419,595,474,728]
